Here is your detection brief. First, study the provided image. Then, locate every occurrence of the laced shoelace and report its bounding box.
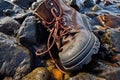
[35,0,71,73]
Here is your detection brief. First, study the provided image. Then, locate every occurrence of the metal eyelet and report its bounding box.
[62,17,66,22]
[63,22,67,26]
[50,2,54,6]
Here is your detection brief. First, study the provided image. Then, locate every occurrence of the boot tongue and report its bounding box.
[35,0,60,24]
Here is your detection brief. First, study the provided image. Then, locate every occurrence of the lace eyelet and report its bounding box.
[62,17,66,22]
[63,22,67,26]
[50,2,54,6]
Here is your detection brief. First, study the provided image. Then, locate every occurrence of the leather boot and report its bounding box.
[34,0,100,72]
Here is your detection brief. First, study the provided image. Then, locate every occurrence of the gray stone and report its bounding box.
[31,2,41,10]
[89,59,120,80]
[0,1,24,17]
[17,16,37,45]
[0,17,20,36]
[0,32,32,79]
[13,5,24,14]
[11,0,34,9]
[70,58,120,80]
[84,0,95,7]
[12,12,33,24]
[0,1,14,16]
[92,5,102,11]
[70,0,83,11]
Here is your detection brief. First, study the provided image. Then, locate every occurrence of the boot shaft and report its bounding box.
[34,0,73,27]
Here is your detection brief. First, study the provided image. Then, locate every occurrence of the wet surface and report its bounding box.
[0,0,120,80]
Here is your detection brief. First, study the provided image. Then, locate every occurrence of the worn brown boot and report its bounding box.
[34,0,100,72]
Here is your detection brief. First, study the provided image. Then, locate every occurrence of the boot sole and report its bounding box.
[62,15,100,71]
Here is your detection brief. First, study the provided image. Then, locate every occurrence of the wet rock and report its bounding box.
[84,0,95,8]
[92,5,102,11]
[17,16,37,45]
[3,9,15,16]
[87,59,120,80]
[95,0,101,4]
[13,12,33,24]
[69,56,120,80]
[116,3,120,8]
[46,60,65,80]
[97,14,120,28]
[0,17,20,36]
[102,28,120,54]
[70,0,83,11]
[84,12,98,18]
[31,2,41,10]
[0,1,24,17]
[11,0,34,9]
[108,28,120,53]
[22,67,50,80]
[104,0,113,6]
[12,5,24,14]
[70,72,106,80]
[3,77,12,80]
[0,32,32,79]
[0,1,14,17]
[2,5,23,16]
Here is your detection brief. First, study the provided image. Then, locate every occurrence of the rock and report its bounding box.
[95,0,101,4]
[116,3,120,8]
[17,16,37,45]
[0,1,14,17]
[69,72,106,80]
[2,5,23,16]
[97,14,120,28]
[11,0,34,9]
[87,59,120,80]
[0,32,32,79]
[13,12,33,24]
[92,5,102,11]
[108,29,120,53]
[31,2,40,10]
[102,28,120,54]
[0,1,24,16]
[3,77,13,80]
[12,5,24,14]
[22,67,50,80]
[0,17,20,36]
[65,56,120,80]
[70,0,83,11]
[104,0,113,6]
[84,12,98,18]
[31,0,47,10]
[84,0,95,8]
[46,60,65,80]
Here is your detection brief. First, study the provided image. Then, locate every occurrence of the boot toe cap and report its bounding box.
[59,30,92,65]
